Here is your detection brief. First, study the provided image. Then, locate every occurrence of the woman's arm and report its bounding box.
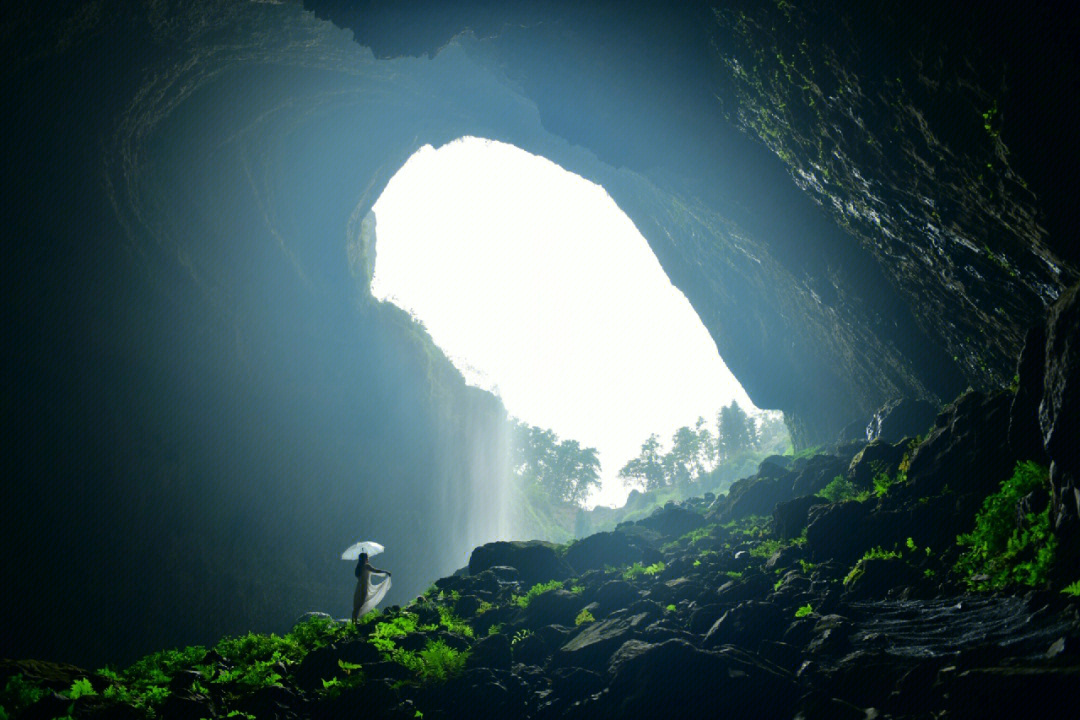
[368,564,391,576]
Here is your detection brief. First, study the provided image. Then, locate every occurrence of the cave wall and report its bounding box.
[3,0,1077,667]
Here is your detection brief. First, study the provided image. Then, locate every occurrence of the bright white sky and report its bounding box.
[371,137,758,507]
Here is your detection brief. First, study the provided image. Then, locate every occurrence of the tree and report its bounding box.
[619,433,667,492]
[717,401,755,461]
[509,419,601,507]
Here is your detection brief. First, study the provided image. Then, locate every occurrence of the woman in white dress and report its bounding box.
[351,551,391,623]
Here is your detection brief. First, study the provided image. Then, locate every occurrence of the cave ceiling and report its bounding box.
[11,0,1079,443]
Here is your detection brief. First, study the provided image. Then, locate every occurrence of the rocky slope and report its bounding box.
[5,287,1078,719]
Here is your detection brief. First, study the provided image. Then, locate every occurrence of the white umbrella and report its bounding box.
[341,540,385,560]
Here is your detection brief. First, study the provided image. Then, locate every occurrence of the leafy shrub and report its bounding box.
[67,678,97,699]
[750,538,785,558]
[665,604,677,613]
[872,470,906,497]
[818,476,870,503]
[511,630,531,646]
[955,461,1055,590]
[794,604,813,618]
[843,547,901,585]
[436,607,474,638]
[2,674,46,715]
[622,562,665,579]
[1062,580,1080,597]
[514,580,564,608]
[574,609,595,626]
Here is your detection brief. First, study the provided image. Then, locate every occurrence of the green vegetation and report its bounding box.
[575,608,595,626]
[1061,580,1080,597]
[750,538,785,558]
[844,547,902,586]
[818,475,870,503]
[514,580,564,608]
[788,444,823,461]
[510,419,601,507]
[795,604,813,618]
[955,461,1056,590]
[665,604,677,613]
[511,630,532,646]
[2,674,47,717]
[622,561,665,580]
[620,403,789,492]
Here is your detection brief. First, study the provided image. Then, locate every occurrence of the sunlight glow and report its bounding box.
[371,137,758,507]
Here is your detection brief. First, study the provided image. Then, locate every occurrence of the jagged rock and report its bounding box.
[848,440,909,489]
[792,455,847,497]
[595,581,640,613]
[805,500,874,565]
[1041,283,1080,478]
[722,476,796,522]
[513,630,551,666]
[867,398,938,444]
[702,601,787,649]
[716,573,774,604]
[943,665,1080,719]
[807,615,853,656]
[905,390,1017,499]
[774,494,824,539]
[842,557,925,601]
[551,666,604,700]
[760,455,794,473]
[233,685,300,720]
[527,589,585,627]
[600,639,796,719]
[564,530,662,575]
[633,502,706,538]
[294,640,382,692]
[1010,325,1050,464]
[467,632,512,670]
[1041,283,1080,572]
[554,613,650,671]
[469,541,571,587]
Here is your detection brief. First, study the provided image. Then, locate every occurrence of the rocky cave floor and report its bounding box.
[4,384,1080,720]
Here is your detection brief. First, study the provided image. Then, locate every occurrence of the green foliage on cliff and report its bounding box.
[818,476,870,503]
[955,461,1055,590]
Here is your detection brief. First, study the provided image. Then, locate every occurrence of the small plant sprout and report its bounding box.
[795,604,813,618]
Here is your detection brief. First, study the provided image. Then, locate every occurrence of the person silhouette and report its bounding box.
[352,551,391,623]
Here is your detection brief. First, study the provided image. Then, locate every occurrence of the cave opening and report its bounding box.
[369,136,775,507]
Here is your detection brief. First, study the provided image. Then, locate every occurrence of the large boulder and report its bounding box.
[791,455,847,497]
[773,494,824,539]
[564,529,661,574]
[805,499,874,565]
[904,390,1018,499]
[597,639,796,720]
[633,502,706,538]
[553,613,650,672]
[702,601,787,649]
[721,476,795,522]
[848,439,909,489]
[468,541,571,587]
[866,398,938,443]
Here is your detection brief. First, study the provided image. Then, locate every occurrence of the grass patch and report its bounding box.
[955,461,1055,590]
